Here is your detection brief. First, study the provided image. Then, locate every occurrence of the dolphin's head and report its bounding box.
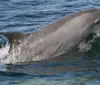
[76,9,100,52]
[78,9,100,39]
[87,9,100,36]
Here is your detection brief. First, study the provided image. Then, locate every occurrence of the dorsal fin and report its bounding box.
[2,32,29,40]
[1,32,30,48]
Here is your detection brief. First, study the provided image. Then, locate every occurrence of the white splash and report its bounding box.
[0,46,10,61]
[78,41,92,52]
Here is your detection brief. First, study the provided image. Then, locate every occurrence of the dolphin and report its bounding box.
[0,8,100,64]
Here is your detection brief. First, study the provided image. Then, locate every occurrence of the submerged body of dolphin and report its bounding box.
[0,8,100,64]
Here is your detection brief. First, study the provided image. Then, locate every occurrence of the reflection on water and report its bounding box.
[0,51,99,85]
[6,52,88,75]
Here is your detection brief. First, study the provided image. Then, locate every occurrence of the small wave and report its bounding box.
[0,70,28,77]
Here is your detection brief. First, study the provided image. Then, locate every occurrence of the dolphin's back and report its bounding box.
[3,8,99,41]
[38,8,99,36]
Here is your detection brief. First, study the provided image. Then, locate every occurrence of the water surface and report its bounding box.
[0,0,100,85]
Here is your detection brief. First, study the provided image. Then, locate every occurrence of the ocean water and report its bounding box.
[0,0,100,85]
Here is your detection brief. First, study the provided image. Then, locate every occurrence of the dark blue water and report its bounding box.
[0,0,100,85]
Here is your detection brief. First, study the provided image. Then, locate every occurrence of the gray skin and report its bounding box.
[1,8,100,64]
